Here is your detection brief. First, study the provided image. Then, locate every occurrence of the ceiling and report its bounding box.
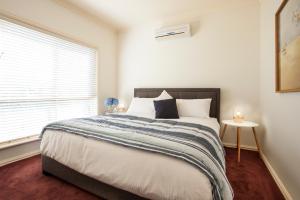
[62,0,255,30]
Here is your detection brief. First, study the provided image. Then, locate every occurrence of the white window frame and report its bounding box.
[0,14,99,148]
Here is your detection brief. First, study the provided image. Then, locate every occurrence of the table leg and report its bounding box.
[220,124,227,141]
[237,127,241,162]
[252,127,261,157]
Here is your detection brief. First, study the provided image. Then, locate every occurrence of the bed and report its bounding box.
[40,88,232,200]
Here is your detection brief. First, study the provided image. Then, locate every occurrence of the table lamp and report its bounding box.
[233,111,244,123]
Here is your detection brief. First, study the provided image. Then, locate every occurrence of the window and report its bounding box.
[0,17,97,143]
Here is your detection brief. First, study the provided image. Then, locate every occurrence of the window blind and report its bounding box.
[0,18,97,143]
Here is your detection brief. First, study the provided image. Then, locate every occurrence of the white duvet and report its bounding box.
[40,116,221,200]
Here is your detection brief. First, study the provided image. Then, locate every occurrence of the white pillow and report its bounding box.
[176,99,212,118]
[126,91,173,118]
[126,98,155,118]
[155,90,173,100]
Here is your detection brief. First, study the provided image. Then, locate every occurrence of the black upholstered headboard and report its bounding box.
[134,88,220,122]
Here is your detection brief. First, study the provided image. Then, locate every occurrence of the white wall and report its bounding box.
[118,1,261,146]
[0,0,117,163]
[260,0,300,198]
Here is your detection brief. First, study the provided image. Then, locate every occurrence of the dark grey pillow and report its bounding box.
[153,99,179,119]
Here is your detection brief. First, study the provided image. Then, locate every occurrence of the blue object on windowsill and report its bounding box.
[104,98,119,113]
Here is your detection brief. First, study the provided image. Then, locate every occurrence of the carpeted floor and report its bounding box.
[225,148,284,200]
[0,148,284,200]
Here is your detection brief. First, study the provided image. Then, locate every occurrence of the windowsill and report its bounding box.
[0,135,41,150]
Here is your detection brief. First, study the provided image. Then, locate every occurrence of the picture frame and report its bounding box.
[275,0,300,92]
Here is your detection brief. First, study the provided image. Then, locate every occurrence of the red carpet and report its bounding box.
[0,148,284,200]
[225,148,284,200]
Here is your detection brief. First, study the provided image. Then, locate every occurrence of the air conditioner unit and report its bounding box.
[155,24,191,40]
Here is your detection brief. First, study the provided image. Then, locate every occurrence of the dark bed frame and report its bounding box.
[42,88,221,200]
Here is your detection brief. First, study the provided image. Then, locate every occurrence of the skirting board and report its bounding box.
[223,142,258,151]
[224,142,292,200]
[0,150,40,167]
[260,153,292,200]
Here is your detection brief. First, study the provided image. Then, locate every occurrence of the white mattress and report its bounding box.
[40,116,220,200]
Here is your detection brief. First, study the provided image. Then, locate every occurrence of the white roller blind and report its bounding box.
[0,18,97,143]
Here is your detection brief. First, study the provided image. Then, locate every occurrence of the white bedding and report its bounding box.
[40,116,220,200]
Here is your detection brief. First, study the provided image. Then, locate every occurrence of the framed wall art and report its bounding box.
[275,0,300,92]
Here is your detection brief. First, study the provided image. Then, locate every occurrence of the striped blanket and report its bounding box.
[41,114,233,200]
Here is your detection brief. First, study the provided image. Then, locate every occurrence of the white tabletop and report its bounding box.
[222,120,259,127]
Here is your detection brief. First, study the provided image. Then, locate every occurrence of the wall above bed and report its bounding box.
[117,0,260,147]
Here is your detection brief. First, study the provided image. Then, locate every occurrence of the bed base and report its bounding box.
[41,155,146,200]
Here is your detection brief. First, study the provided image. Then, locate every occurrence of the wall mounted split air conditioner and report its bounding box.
[155,24,191,40]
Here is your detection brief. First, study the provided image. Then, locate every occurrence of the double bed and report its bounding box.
[40,88,233,200]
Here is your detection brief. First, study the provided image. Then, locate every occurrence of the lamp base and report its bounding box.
[233,116,244,123]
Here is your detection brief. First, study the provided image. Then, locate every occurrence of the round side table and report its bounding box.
[220,120,261,162]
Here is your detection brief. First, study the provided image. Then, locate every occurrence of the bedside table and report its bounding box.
[220,120,261,162]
